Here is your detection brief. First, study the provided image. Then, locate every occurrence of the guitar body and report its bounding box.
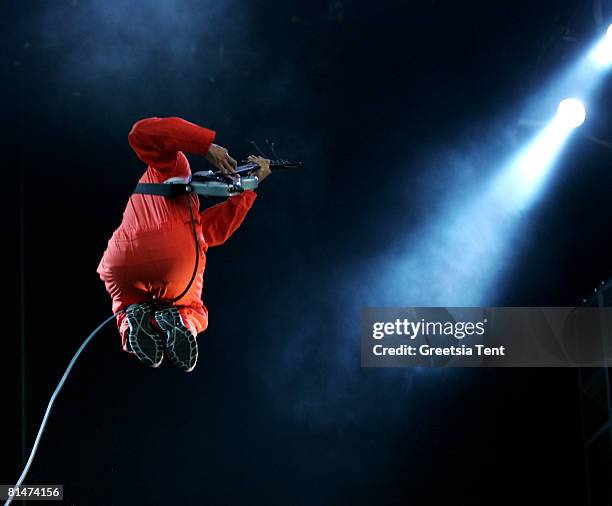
[190,175,259,197]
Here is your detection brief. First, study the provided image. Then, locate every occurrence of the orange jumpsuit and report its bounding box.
[97,117,257,352]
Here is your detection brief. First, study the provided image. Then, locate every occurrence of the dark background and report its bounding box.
[3,1,612,505]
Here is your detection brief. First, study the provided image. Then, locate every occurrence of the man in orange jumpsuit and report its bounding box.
[97,116,270,372]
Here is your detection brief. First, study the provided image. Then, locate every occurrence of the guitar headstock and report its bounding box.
[239,159,303,170]
[269,159,303,169]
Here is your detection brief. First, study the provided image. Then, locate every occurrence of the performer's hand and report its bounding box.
[205,143,238,175]
[248,155,271,182]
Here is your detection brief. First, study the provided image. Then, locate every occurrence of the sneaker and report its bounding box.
[154,307,198,372]
[125,303,164,368]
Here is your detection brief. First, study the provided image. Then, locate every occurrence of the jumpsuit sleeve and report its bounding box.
[127,116,216,175]
[200,190,257,247]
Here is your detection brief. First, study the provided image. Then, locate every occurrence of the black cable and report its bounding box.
[4,313,119,506]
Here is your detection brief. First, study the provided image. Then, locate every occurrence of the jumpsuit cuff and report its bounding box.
[198,128,216,157]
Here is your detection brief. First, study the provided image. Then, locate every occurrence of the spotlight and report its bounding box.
[556,98,586,128]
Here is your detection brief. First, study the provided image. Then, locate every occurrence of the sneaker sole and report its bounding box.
[126,303,164,368]
[155,307,198,372]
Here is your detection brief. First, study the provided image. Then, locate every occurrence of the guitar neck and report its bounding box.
[235,160,302,174]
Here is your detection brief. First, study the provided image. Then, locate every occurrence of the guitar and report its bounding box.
[134,159,302,198]
[190,159,303,197]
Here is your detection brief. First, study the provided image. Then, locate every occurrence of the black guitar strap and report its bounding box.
[133,182,193,197]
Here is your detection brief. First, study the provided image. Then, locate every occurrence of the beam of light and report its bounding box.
[346,107,579,310]
[273,19,612,429]
[491,112,576,212]
[272,20,612,434]
[350,26,612,311]
[383,113,576,307]
[590,24,612,68]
